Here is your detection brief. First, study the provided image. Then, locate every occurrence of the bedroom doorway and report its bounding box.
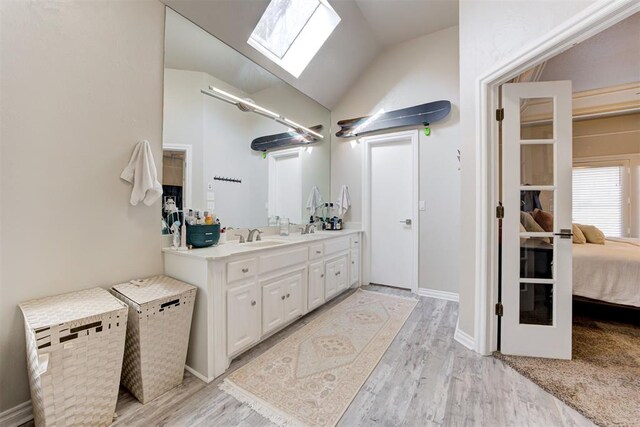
[499,81,574,359]
[476,2,640,357]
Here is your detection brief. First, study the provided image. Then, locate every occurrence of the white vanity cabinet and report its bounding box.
[163,230,362,383]
[261,268,305,336]
[227,280,260,355]
[308,261,325,310]
[325,256,348,299]
[350,235,361,286]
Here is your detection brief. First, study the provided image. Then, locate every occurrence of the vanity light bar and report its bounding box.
[201,85,324,140]
[280,118,324,139]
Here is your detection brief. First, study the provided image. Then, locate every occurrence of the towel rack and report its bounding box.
[213,176,242,184]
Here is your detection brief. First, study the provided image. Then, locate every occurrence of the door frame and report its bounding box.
[361,130,419,294]
[267,147,303,224]
[163,143,193,209]
[473,1,640,355]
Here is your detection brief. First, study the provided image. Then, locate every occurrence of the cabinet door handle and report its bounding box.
[352,261,355,264]
[281,295,286,300]
[242,268,249,273]
[354,241,359,244]
[286,293,290,298]
[335,271,340,276]
[251,300,256,306]
[316,250,322,254]
[320,274,324,278]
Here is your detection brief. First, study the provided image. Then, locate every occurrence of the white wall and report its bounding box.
[457,0,596,338]
[540,11,640,92]
[331,26,461,293]
[0,0,165,412]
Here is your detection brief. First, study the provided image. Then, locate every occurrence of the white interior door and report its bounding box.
[501,81,573,359]
[268,149,302,224]
[364,131,418,291]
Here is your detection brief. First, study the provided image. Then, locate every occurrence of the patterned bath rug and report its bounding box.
[220,289,418,427]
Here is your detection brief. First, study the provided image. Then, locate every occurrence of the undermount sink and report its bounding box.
[244,240,287,248]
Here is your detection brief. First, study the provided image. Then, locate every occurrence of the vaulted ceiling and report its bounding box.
[161,0,459,109]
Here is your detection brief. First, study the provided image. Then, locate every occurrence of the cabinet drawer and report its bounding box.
[324,237,349,256]
[309,244,324,260]
[227,258,257,283]
[350,235,360,248]
[259,247,308,275]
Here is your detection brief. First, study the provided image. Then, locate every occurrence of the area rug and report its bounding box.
[220,289,417,427]
[495,317,640,427]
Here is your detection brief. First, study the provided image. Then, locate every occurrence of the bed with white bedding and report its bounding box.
[573,237,640,307]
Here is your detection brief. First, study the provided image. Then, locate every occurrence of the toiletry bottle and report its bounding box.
[205,211,213,225]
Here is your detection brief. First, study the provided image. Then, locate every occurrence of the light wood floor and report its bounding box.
[26,285,594,426]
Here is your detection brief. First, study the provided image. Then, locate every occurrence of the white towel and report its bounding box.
[120,140,163,206]
[306,186,323,214]
[336,185,351,216]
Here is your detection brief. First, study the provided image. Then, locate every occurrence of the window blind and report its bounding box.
[572,165,624,237]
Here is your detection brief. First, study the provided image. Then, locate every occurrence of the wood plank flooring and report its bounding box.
[23,285,594,426]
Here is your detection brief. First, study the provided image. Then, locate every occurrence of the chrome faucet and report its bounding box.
[301,223,316,235]
[247,228,263,242]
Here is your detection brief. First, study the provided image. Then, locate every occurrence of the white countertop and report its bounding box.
[162,229,361,261]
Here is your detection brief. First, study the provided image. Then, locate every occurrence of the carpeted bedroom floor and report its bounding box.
[495,317,640,427]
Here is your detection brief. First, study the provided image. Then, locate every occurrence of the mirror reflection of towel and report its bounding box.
[306,186,323,214]
[336,185,351,216]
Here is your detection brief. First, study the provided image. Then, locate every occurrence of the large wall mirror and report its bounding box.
[161,8,331,230]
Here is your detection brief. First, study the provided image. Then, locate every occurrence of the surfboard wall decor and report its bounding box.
[335,100,451,138]
[251,125,324,152]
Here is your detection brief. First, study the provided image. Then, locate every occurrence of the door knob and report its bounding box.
[251,300,256,306]
[281,295,285,300]
[400,219,412,226]
[286,293,290,298]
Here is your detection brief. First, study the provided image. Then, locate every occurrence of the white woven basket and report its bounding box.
[19,287,128,427]
[110,275,196,404]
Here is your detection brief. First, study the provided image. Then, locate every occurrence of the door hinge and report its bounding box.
[496,204,504,219]
[495,302,504,317]
[496,108,504,121]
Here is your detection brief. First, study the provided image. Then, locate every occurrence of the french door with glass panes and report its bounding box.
[501,81,573,359]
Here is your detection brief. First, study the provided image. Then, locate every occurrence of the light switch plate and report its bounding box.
[419,201,426,211]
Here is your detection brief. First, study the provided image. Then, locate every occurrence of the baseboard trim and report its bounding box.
[417,288,459,302]
[0,401,32,427]
[454,327,476,351]
[184,364,214,383]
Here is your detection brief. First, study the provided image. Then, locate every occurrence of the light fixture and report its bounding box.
[201,85,324,140]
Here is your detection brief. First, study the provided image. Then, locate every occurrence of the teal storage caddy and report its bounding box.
[186,223,220,248]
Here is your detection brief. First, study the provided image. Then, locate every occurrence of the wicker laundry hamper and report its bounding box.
[19,287,128,427]
[110,275,196,404]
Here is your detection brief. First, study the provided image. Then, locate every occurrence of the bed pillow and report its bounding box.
[532,208,554,232]
[520,211,550,243]
[577,224,605,244]
[572,223,586,244]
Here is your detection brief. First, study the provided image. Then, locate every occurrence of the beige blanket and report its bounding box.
[573,238,640,307]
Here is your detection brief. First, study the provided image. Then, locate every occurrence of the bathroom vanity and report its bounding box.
[163,230,361,382]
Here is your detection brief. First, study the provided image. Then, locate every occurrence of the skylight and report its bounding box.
[248,0,340,78]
